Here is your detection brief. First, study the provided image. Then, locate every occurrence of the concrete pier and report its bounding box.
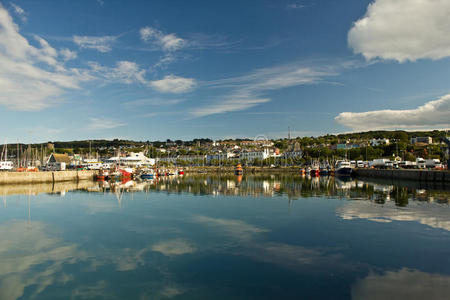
[0,170,97,185]
[354,169,450,183]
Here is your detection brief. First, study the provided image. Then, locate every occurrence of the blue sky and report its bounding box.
[0,0,449,143]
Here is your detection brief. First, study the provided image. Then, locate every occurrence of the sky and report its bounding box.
[0,0,449,143]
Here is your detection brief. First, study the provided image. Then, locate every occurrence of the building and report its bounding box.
[370,138,390,146]
[239,149,270,162]
[46,153,71,170]
[283,150,303,159]
[411,137,433,144]
[207,152,236,162]
[105,152,155,167]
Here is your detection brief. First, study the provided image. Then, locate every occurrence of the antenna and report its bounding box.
[288,126,291,139]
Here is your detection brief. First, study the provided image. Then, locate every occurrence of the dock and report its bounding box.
[354,169,450,183]
[0,170,97,185]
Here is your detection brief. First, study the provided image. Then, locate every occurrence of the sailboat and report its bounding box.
[0,142,13,171]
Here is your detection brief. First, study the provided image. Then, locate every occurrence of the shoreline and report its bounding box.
[0,170,97,185]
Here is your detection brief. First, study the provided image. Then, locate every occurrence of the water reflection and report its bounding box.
[0,175,449,299]
[87,175,448,205]
[352,268,450,300]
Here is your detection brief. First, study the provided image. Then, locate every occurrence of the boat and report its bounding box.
[140,169,155,180]
[178,169,185,175]
[95,169,109,181]
[140,173,154,180]
[299,168,306,175]
[335,160,353,176]
[118,167,134,178]
[0,143,13,171]
[0,161,13,171]
[235,164,243,175]
[310,161,320,177]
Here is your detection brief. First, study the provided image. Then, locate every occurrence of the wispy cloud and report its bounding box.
[124,98,183,109]
[140,26,186,52]
[286,3,306,9]
[88,60,147,84]
[59,48,77,61]
[149,75,196,93]
[88,118,126,130]
[73,35,117,53]
[10,3,26,21]
[0,5,87,110]
[151,239,196,256]
[335,93,450,131]
[191,98,270,118]
[352,268,450,300]
[190,61,339,117]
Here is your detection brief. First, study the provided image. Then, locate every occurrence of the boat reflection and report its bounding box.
[90,174,449,206]
[0,174,448,206]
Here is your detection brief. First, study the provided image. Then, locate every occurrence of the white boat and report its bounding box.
[0,161,13,170]
[335,160,353,176]
[0,142,13,170]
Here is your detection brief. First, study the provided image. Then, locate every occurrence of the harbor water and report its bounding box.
[0,174,449,299]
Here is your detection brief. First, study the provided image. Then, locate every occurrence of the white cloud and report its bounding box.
[286,4,306,9]
[59,48,77,61]
[191,97,270,118]
[73,35,117,53]
[10,3,26,22]
[149,75,196,93]
[140,26,186,51]
[88,118,126,130]
[190,63,336,117]
[0,5,85,110]
[337,197,450,232]
[193,215,269,241]
[124,98,183,109]
[352,268,450,300]
[88,60,147,84]
[0,221,88,300]
[151,239,196,256]
[348,0,450,62]
[335,93,450,131]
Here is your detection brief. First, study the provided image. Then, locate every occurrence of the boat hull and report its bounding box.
[335,167,353,176]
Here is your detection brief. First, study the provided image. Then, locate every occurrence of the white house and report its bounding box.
[239,149,270,162]
[370,138,390,146]
[105,152,155,167]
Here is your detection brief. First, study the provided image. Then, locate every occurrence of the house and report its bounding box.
[239,149,270,162]
[46,153,71,170]
[283,150,303,159]
[411,137,432,144]
[370,138,390,146]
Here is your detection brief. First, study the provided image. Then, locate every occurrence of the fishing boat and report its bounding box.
[310,161,320,177]
[140,169,155,180]
[335,160,353,176]
[235,164,243,175]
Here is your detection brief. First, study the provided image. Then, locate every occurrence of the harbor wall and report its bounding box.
[354,169,450,183]
[0,170,97,185]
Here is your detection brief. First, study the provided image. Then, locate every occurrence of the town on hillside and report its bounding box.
[0,130,449,171]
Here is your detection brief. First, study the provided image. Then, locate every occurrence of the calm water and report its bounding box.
[0,175,449,300]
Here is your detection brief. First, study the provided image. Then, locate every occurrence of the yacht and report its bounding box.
[335,160,353,176]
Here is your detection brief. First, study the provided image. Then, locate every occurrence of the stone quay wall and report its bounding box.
[354,169,450,183]
[0,170,97,185]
